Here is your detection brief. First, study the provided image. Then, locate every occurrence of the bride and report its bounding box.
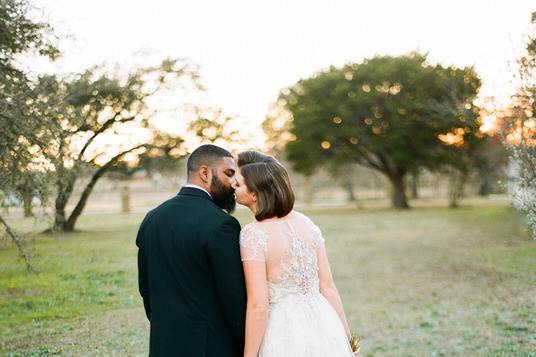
[232,151,358,357]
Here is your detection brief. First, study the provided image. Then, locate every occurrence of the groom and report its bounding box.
[136,144,247,356]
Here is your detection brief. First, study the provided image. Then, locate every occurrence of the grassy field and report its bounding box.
[0,203,535,356]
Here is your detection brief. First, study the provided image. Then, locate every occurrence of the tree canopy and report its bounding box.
[29,59,202,232]
[275,53,482,208]
[0,0,60,270]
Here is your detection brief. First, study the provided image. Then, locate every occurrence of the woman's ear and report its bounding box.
[252,192,257,203]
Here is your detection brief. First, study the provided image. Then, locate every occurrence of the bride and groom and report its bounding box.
[136,144,358,356]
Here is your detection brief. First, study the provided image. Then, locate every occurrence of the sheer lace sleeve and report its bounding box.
[301,214,325,247]
[311,223,325,247]
[239,224,268,262]
[291,211,326,248]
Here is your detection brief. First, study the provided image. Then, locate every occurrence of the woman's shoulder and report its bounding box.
[292,210,324,240]
[241,220,266,235]
[240,221,269,245]
[291,210,316,224]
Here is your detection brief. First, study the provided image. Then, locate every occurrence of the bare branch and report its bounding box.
[76,113,139,161]
[353,145,386,172]
[0,215,35,273]
[66,143,147,229]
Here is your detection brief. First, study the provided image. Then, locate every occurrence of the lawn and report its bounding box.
[0,204,535,356]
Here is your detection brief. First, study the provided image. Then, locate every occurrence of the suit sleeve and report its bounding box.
[136,215,151,321]
[206,216,247,350]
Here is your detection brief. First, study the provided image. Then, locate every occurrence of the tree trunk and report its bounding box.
[22,191,33,218]
[52,175,76,232]
[49,166,78,233]
[302,176,314,206]
[388,173,410,209]
[342,175,356,202]
[53,191,68,231]
[121,185,130,213]
[478,173,491,196]
[411,171,419,199]
[52,144,145,233]
[449,170,468,208]
[64,163,111,231]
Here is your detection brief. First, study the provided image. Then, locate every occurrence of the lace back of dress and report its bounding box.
[277,220,320,295]
[239,211,326,302]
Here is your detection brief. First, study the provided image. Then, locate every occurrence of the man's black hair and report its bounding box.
[187,144,233,179]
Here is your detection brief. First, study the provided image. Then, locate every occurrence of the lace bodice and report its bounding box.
[239,211,325,302]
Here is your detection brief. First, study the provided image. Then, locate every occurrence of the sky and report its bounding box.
[31,0,535,147]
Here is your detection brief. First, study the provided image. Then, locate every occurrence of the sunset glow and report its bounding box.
[31,0,535,151]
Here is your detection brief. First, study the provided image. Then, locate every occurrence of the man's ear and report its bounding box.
[199,165,210,184]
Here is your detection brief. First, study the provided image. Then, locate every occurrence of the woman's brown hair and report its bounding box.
[237,150,276,167]
[237,152,295,221]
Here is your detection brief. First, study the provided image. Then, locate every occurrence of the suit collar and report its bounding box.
[183,184,212,198]
[178,186,213,201]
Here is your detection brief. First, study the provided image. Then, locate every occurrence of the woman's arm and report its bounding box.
[317,246,351,337]
[242,260,269,357]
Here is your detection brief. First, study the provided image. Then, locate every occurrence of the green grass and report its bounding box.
[0,204,535,356]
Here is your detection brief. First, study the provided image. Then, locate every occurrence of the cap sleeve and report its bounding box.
[311,222,326,247]
[300,212,325,247]
[239,224,267,262]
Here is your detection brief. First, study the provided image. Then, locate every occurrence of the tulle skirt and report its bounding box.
[259,293,354,357]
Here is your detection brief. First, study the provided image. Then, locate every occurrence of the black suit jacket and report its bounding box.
[136,187,247,357]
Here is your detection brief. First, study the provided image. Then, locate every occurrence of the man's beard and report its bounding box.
[210,172,236,213]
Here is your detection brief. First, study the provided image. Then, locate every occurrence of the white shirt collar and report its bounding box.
[183,184,212,199]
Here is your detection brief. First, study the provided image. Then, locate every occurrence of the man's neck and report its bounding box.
[184,183,212,198]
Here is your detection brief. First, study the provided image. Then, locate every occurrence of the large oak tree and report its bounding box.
[275,53,482,208]
[32,59,201,232]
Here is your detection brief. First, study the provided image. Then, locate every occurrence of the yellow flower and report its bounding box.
[350,331,361,353]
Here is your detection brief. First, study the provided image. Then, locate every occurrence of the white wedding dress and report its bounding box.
[240,210,354,357]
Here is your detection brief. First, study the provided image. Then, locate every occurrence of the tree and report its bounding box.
[187,106,245,146]
[0,0,59,75]
[502,11,536,238]
[434,108,491,208]
[502,102,536,239]
[34,59,201,232]
[0,0,59,183]
[474,136,506,196]
[263,102,295,156]
[273,53,482,208]
[0,0,59,270]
